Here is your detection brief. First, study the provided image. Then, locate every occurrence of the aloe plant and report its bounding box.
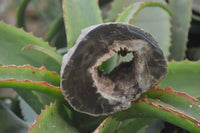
[0,0,200,133]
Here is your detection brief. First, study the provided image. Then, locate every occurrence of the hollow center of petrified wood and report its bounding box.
[89,40,151,105]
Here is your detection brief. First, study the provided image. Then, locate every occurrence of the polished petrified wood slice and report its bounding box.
[60,23,168,116]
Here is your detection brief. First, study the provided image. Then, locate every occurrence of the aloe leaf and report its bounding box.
[117,118,156,133]
[44,15,64,42]
[113,87,200,133]
[94,116,120,133]
[0,65,60,86]
[105,0,141,22]
[29,102,79,133]
[62,0,103,48]
[142,87,200,121]
[73,111,106,133]
[15,89,44,114]
[0,79,62,99]
[22,45,62,65]
[16,0,31,29]
[0,22,60,72]
[18,96,36,125]
[168,0,193,61]
[160,60,200,97]
[0,102,28,133]
[116,2,172,23]
[115,99,200,133]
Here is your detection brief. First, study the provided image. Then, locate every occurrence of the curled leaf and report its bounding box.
[22,45,62,65]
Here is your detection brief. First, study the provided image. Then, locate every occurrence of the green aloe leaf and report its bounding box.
[0,22,60,72]
[0,65,60,86]
[62,0,103,48]
[116,2,172,23]
[142,87,200,121]
[94,116,120,133]
[0,65,61,112]
[44,15,64,42]
[73,112,106,133]
[160,60,200,97]
[0,79,62,99]
[14,89,44,114]
[18,96,36,125]
[105,0,141,22]
[168,0,193,61]
[29,102,79,133]
[97,117,156,133]
[22,45,62,65]
[16,0,31,29]
[116,118,156,133]
[0,102,28,133]
[113,87,200,133]
[0,22,61,113]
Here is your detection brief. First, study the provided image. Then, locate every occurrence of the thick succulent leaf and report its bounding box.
[0,21,60,113]
[14,89,44,114]
[16,0,30,29]
[0,102,28,133]
[18,96,36,125]
[62,0,103,48]
[160,60,200,97]
[116,1,172,23]
[29,102,79,133]
[116,118,156,133]
[142,87,200,121]
[168,0,192,61]
[0,79,62,99]
[0,22,60,72]
[72,110,106,132]
[0,65,60,86]
[113,87,200,133]
[105,0,141,22]
[0,65,61,113]
[94,116,120,133]
[23,45,62,65]
[44,15,64,42]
